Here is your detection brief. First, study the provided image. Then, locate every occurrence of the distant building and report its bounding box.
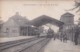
[1,12,29,37]
[60,12,75,41]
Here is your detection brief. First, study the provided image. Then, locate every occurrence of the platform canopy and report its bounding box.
[30,15,64,27]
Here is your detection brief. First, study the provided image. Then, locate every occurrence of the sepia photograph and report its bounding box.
[0,0,80,52]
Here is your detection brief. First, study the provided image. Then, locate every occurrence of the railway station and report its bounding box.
[1,0,80,52]
[0,12,80,52]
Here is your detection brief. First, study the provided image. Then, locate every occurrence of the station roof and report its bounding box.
[30,15,64,27]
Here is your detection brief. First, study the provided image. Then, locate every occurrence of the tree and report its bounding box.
[69,0,80,13]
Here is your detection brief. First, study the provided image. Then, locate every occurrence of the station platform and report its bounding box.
[0,36,35,43]
[44,38,80,52]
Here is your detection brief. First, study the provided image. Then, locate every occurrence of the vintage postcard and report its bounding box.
[0,0,80,52]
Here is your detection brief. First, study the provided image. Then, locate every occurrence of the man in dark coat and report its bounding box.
[74,26,80,45]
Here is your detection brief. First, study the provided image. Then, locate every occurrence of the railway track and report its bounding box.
[0,37,45,52]
[0,37,37,49]
[0,37,37,47]
[0,36,51,52]
[18,38,51,52]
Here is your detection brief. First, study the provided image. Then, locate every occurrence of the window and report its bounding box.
[6,28,9,32]
[12,30,17,33]
[6,28,9,30]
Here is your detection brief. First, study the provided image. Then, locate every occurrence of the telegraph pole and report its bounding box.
[0,17,2,36]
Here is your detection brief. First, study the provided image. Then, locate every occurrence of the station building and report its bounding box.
[1,12,29,37]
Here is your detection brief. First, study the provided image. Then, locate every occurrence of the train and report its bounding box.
[27,26,54,38]
[28,26,40,36]
[38,28,54,38]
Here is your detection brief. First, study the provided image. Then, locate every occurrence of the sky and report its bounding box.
[0,0,79,32]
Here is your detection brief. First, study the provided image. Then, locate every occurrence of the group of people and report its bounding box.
[44,26,80,45]
[59,26,80,45]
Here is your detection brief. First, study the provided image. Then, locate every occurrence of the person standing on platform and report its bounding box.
[74,26,80,45]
